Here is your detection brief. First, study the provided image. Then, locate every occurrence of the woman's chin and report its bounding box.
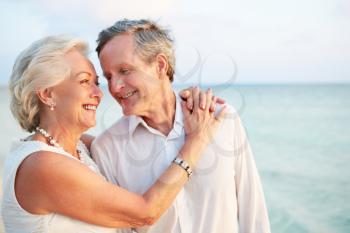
[80,120,96,132]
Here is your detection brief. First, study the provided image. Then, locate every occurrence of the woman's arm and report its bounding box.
[15,89,227,228]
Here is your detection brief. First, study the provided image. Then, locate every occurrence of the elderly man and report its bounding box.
[91,19,270,233]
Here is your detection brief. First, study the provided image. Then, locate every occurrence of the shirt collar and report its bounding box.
[172,94,185,136]
[128,92,184,138]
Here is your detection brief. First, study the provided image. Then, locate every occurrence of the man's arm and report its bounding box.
[80,134,95,151]
[233,114,271,233]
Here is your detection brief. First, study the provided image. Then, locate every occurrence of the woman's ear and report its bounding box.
[155,54,169,79]
[36,88,55,109]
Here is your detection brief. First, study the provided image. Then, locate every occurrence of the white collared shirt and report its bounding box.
[91,95,271,233]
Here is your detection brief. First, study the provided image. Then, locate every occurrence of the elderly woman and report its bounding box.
[1,35,226,232]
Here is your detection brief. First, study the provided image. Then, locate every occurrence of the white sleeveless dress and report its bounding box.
[1,139,118,233]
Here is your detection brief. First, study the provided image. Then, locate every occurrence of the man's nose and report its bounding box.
[109,76,125,94]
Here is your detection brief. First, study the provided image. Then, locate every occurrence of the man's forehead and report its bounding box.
[100,36,138,60]
[105,34,134,51]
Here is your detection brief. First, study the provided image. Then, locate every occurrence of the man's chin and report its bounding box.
[122,108,135,116]
[121,103,140,116]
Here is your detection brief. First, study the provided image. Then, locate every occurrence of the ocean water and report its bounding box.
[226,85,350,233]
[0,84,349,233]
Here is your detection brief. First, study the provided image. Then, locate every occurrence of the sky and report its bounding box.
[0,0,349,86]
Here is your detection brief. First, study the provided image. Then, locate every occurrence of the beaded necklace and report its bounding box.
[35,126,81,160]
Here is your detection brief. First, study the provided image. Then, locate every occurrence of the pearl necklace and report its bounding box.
[35,126,62,149]
[35,126,81,159]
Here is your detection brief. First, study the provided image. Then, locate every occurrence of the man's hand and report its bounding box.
[179,87,226,112]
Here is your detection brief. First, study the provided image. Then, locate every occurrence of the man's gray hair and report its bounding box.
[96,19,175,82]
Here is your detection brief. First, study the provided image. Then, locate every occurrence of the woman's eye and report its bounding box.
[80,79,89,84]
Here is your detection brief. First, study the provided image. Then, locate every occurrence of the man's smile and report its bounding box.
[120,90,137,99]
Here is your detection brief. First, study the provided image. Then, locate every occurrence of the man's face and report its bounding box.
[99,34,162,116]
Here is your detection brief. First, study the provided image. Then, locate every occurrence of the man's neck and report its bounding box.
[142,87,177,136]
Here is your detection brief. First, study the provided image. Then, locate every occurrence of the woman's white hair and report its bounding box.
[9,35,89,132]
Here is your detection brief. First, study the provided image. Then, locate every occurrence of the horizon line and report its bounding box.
[1,82,350,89]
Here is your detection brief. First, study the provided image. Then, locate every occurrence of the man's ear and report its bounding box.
[155,54,169,79]
[36,88,55,107]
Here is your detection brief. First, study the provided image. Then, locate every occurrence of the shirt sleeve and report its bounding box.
[91,136,120,185]
[233,114,271,233]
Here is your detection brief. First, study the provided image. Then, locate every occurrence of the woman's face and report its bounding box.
[51,49,103,131]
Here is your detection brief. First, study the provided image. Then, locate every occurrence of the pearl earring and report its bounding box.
[50,102,55,111]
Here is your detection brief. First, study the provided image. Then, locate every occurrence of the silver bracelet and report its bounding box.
[172,156,193,179]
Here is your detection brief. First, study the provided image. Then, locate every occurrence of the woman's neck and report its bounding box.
[34,121,83,159]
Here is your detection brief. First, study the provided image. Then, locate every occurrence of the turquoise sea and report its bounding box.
[0,84,349,233]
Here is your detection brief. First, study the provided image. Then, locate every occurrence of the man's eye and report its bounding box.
[120,69,130,75]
